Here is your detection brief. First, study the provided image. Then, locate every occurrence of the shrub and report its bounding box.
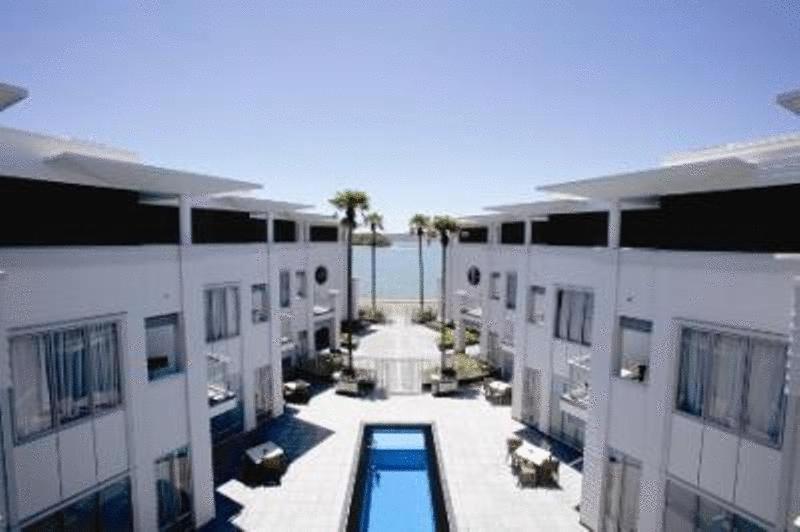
[412,307,438,324]
[358,306,387,323]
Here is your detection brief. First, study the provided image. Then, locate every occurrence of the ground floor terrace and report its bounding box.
[204,312,583,531]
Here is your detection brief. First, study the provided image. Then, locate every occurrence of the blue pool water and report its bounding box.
[357,427,440,532]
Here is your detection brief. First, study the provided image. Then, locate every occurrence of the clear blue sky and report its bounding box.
[2,2,799,232]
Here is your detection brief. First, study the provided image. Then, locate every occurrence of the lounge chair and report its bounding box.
[540,457,561,486]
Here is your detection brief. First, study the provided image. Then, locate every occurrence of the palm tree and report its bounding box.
[431,215,460,371]
[364,211,384,314]
[408,214,431,315]
[329,190,370,374]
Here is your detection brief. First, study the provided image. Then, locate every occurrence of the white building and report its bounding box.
[0,84,346,531]
[447,92,800,531]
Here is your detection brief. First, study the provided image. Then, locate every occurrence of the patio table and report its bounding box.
[243,441,287,484]
[514,443,550,468]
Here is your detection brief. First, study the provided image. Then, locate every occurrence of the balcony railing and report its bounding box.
[313,290,335,316]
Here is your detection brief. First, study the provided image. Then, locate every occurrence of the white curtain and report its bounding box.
[225,286,240,337]
[745,339,786,444]
[52,328,90,425]
[707,333,747,429]
[280,271,291,307]
[89,322,121,411]
[206,288,226,341]
[620,461,641,531]
[506,273,517,309]
[10,335,53,439]
[557,291,570,339]
[677,328,709,416]
[568,291,584,342]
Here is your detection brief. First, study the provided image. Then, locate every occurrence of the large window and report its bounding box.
[279,270,291,308]
[155,447,193,532]
[604,450,641,532]
[676,325,787,447]
[615,317,653,382]
[146,314,182,380]
[527,285,546,324]
[505,272,518,310]
[554,289,594,345]
[10,320,122,442]
[204,286,240,342]
[664,480,766,532]
[22,478,133,532]
[251,284,269,323]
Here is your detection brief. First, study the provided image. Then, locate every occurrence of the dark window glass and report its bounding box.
[500,222,525,244]
[315,266,329,285]
[273,219,297,243]
[459,226,488,243]
[467,266,481,286]
[310,225,338,242]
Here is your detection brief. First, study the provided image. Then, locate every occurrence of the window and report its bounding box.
[146,314,182,380]
[155,447,193,531]
[664,480,766,532]
[467,266,481,286]
[251,284,269,323]
[22,478,133,532]
[615,317,652,382]
[273,219,297,243]
[459,226,488,243]
[310,225,338,242]
[527,286,546,324]
[505,272,518,310]
[554,289,594,345]
[296,271,307,299]
[204,286,240,342]
[500,221,525,244]
[10,320,122,442]
[315,266,328,285]
[490,272,501,300]
[279,270,291,308]
[297,330,309,359]
[604,450,642,532]
[676,325,787,447]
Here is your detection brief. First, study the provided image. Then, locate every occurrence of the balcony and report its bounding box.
[279,317,295,349]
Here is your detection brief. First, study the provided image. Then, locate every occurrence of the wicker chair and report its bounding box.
[540,457,561,486]
[516,462,537,488]
[506,436,523,466]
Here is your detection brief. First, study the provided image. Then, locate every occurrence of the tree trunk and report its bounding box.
[418,230,424,313]
[346,218,354,372]
[371,225,377,313]
[440,236,448,370]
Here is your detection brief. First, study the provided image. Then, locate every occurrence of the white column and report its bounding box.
[607,201,621,249]
[330,289,342,350]
[783,275,800,530]
[179,194,192,245]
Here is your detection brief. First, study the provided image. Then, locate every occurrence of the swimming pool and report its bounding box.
[344,424,451,532]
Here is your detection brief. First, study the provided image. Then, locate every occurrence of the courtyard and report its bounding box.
[206,315,584,531]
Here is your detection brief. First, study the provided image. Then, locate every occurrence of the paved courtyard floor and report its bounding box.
[206,319,584,531]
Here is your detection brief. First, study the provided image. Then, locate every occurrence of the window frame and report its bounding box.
[614,316,653,383]
[145,313,184,381]
[204,285,241,343]
[251,284,270,324]
[527,285,546,324]
[295,270,307,299]
[673,320,788,449]
[489,272,501,300]
[663,478,768,532]
[155,446,194,532]
[505,271,518,310]
[279,270,291,308]
[9,316,125,445]
[553,288,594,346]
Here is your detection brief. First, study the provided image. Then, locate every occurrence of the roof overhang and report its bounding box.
[45,152,261,196]
[778,89,800,116]
[538,157,760,201]
[0,83,27,111]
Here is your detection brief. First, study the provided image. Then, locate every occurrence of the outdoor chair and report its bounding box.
[541,457,561,486]
[506,436,523,466]
[516,462,537,488]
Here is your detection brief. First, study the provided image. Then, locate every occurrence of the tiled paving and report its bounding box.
[205,317,584,531]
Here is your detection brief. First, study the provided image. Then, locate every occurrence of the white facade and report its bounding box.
[0,122,345,530]
[447,127,800,529]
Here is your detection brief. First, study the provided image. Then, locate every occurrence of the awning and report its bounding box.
[45,151,261,196]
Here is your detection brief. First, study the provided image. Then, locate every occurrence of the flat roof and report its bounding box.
[196,194,313,214]
[484,199,609,216]
[0,83,27,111]
[45,152,261,196]
[778,89,800,115]
[538,157,764,201]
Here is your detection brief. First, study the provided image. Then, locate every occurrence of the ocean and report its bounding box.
[353,240,442,300]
